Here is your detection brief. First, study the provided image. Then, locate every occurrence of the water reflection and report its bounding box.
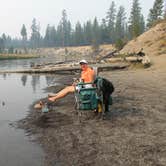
[21,75,27,86]
[0,73,57,166]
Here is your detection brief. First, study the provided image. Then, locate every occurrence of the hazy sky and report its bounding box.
[0,0,156,38]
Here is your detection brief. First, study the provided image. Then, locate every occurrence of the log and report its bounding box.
[0,63,129,74]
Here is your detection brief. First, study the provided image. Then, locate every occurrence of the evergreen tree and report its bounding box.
[92,17,101,45]
[147,0,164,28]
[100,18,110,43]
[61,9,70,46]
[84,20,93,45]
[91,17,101,53]
[164,0,166,18]
[66,20,72,46]
[30,18,41,48]
[0,38,5,53]
[21,24,27,41]
[74,21,84,45]
[115,6,126,41]
[0,34,7,52]
[115,6,126,49]
[106,1,116,43]
[20,24,27,52]
[44,24,56,47]
[56,22,63,47]
[129,0,142,38]
[140,14,145,33]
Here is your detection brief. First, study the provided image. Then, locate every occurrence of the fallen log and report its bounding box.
[0,63,129,74]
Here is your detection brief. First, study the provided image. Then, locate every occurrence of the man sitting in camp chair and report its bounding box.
[34,59,95,109]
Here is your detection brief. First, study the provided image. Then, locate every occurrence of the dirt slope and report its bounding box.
[120,20,166,70]
[121,20,166,56]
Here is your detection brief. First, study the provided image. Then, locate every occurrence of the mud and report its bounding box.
[18,68,166,166]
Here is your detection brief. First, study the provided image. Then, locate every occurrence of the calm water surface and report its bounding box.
[0,59,57,166]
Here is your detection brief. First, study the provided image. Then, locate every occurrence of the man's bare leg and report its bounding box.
[48,85,75,102]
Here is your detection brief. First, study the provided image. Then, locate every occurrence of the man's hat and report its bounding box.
[79,59,88,64]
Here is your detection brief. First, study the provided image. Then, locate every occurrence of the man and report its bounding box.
[34,59,95,109]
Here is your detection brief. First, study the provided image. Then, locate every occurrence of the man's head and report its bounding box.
[79,59,88,65]
[79,59,88,71]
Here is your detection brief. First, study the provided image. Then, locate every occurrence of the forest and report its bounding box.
[0,0,165,53]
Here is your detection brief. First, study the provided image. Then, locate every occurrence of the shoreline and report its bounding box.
[17,68,166,166]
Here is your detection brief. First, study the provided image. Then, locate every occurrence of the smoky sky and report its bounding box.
[0,0,156,38]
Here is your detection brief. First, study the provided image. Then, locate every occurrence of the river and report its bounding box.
[0,59,56,165]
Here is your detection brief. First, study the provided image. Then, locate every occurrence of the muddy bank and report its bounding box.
[18,68,166,166]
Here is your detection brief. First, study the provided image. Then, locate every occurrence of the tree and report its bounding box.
[61,9,71,46]
[0,38,5,53]
[164,0,166,18]
[74,21,84,45]
[84,20,93,45]
[91,17,101,54]
[115,6,126,40]
[140,14,145,33]
[147,0,164,28]
[30,18,41,48]
[129,0,142,38]
[106,1,116,43]
[21,24,27,41]
[115,6,126,50]
[20,24,27,52]
[100,19,109,43]
[44,24,56,47]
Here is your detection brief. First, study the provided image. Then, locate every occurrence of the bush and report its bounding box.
[115,39,126,50]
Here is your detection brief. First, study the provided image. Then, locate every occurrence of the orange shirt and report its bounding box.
[81,67,95,83]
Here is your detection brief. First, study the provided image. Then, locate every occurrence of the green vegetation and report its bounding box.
[0,54,38,60]
[0,0,165,52]
[147,0,164,28]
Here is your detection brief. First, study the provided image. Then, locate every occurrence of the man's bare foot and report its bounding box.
[34,101,44,109]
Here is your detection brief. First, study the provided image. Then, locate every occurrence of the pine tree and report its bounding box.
[0,38,5,53]
[84,20,93,45]
[163,0,166,18]
[91,17,101,53]
[30,18,41,48]
[100,19,109,43]
[74,22,83,46]
[61,9,70,46]
[115,6,126,40]
[44,24,56,47]
[129,0,142,38]
[106,1,116,43]
[147,0,164,28]
[20,24,27,52]
[21,24,27,41]
[115,6,126,49]
[140,14,145,33]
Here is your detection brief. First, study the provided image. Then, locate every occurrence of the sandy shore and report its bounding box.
[18,66,166,166]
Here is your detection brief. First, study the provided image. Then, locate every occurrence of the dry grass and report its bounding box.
[0,54,38,60]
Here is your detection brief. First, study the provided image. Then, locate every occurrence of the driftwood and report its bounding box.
[0,63,129,74]
[98,50,117,61]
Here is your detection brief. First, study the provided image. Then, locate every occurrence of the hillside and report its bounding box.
[38,44,115,63]
[120,20,166,70]
[36,20,166,70]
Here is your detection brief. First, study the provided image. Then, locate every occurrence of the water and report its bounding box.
[0,65,57,165]
[0,56,56,71]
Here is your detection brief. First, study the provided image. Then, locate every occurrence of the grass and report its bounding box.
[0,54,39,60]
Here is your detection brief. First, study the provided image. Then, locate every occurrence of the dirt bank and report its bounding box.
[18,67,166,166]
